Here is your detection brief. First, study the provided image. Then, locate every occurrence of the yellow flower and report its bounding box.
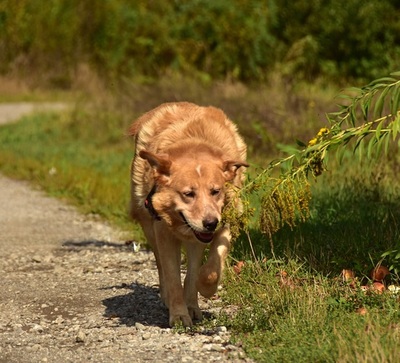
[308,138,317,146]
[317,128,329,137]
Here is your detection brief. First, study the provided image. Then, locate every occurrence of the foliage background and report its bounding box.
[1,0,400,86]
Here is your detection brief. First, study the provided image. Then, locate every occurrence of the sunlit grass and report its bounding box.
[0,110,139,236]
[219,260,400,363]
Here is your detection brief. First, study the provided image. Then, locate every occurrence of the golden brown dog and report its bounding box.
[129,102,248,327]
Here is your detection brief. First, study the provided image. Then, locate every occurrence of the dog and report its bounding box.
[129,102,248,327]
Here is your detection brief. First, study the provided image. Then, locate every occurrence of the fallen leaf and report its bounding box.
[233,261,245,275]
[341,269,356,282]
[371,282,385,294]
[356,307,368,315]
[370,266,390,282]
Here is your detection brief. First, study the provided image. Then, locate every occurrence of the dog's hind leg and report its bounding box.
[196,227,231,298]
[184,242,206,321]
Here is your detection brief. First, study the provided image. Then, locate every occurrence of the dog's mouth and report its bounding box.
[179,213,214,243]
[193,230,214,243]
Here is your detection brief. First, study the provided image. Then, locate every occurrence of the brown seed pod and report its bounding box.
[341,269,356,282]
[371,282,385,294]
[370,266,390,282]
[233,261,245,275]
[356,307,368,315]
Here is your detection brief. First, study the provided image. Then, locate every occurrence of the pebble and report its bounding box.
[75,330,86,343]
[141,332,152,340]
[216,326,228,333]
[135,322,146,331]
[32,255,42,263]
[32,324,44,333]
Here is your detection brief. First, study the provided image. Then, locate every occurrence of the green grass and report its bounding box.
[219,260,400,363]
[218,150,400,362]
[1,81,400,362]
[232,155,400,274]
[0,109,139,236]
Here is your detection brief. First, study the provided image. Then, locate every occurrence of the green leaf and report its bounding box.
[367,137,376,159]
[384,131,390,155]
[390,83,400,116]
[392,115,399,141]
[381,250,395,257]
[296,139,306,147]
[354,133,367,152]
[361,101,369,120]
[374,87,390,119]
[349,104,357,127]
[375,120,383,141]
[368,82,393,89]
[344,87,362,94]
[375,131,389,157]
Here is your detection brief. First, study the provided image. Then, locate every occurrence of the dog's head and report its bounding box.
[140,147,248,243]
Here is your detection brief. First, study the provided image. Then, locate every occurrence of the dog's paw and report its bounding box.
[169,313,193,328]
[188,306,203,321]
[197,265,219,298]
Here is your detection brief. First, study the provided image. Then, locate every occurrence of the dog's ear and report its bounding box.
[223,160,249,181]
[139,150,171,177]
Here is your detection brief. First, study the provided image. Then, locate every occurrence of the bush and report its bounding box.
[1,0,399,84]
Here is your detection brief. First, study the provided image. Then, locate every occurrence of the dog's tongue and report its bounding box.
[194,231,214,243]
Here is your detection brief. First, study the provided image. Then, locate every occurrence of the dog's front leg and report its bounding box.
[184,242,206,322]
[197,226,231,298]
[154,224,192,327]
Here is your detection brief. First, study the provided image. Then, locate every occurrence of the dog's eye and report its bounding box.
[211,188,221,196]
[182,191,195,198]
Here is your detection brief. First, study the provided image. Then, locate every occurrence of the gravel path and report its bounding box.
[0,102,67,125]
[0,104,250,363]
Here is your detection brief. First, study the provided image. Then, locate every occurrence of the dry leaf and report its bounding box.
[233,261,245,275]
[370,266,390,282]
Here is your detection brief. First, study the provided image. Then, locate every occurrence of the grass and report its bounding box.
[220,260,400,363]
[0,77,400,362]
[0,109,138,235]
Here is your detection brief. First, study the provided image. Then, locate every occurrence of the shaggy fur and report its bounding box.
[129,102,247,327]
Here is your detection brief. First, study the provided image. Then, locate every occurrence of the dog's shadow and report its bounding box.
[101,283,170,328]
[62,239,170,327]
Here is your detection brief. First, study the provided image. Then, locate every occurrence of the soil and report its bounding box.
[0,104,251,363]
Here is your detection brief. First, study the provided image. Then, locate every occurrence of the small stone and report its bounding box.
[75,330,86,343]
[213,335,223,343]
[135,322,146,331]
[225,344,238,351]
[31,344,42,351]
[141,332,151,340]
[43,255,53,263]
[32,255,42,263]
[53,316,64,325]
[216,326,228,334]
[32,324,44,333]
[203,343,225,352]
[211,344,225,352]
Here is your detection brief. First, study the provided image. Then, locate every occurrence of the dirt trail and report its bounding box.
[0,102,66,125]
[0,103,250,363]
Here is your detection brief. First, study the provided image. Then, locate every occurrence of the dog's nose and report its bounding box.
[203,217,219,231]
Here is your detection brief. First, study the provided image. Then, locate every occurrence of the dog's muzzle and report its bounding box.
[180,213,215,243]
